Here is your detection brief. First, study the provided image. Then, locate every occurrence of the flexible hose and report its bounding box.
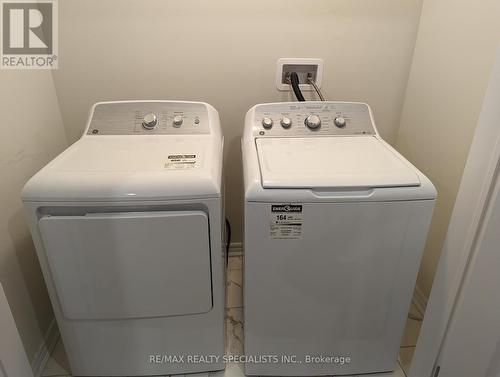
[290,72,305,102]
[307,77,325,101]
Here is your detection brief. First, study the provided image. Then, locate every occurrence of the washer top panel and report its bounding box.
[86,101,210,135]
[251,102,376,137]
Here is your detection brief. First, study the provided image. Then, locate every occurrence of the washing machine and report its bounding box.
[22,101,225,376]
[242,101,436,376]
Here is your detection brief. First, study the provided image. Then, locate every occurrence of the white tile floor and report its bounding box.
[43,255,422,377]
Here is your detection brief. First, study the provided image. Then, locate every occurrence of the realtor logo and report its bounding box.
[1,0,58,69]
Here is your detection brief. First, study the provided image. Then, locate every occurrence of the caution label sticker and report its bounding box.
[269,204,303,239]
[165,154,198,170]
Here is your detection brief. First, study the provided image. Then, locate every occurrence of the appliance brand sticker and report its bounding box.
[269,204,303,240]
[164,154,198,169]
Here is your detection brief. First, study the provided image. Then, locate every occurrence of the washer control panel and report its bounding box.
[86,102,210,135]
[253,102,375,137]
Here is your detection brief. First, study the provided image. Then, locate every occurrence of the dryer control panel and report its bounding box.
[252,102,376,137]
[86,101,210,135]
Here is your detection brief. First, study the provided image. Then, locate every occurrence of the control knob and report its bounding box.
[142,113,158,130]
[262,117,273,129]
[305,114,321,130]
[334,116,347,128]
[280,117,292,129]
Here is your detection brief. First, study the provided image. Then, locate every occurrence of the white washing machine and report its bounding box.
[242,101,436,376]
[22,101,225,376]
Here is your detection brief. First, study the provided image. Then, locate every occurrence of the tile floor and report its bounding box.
[43,255,422,377]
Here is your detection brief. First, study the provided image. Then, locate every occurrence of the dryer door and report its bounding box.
[39,211,212,320]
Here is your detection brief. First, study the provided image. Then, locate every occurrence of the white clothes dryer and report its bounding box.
[22,101,225,376]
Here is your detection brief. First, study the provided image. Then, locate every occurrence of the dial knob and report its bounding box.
[280,117,292,129]
[262,117,273,129]
[173,115,183,127]
[142,113,157,130]
[334,116,347,128]
[305,114,321,130]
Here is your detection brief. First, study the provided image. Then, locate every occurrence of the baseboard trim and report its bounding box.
[228,242,243,256]
[412,285,428,316]
[31,318,59,377]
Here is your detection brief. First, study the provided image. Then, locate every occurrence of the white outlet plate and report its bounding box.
[276,58,324,91]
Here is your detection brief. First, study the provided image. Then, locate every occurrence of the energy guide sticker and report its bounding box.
[269,204,303,239]
[165,154,198,169]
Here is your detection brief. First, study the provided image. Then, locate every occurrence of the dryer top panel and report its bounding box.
[22,101,223,202]
[85,101,213,136]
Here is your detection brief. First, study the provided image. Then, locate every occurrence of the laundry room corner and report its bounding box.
[0,69,67,375]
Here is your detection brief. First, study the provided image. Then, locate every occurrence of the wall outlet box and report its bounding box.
[276,58,324,91]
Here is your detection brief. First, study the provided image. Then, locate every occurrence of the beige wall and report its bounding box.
[396,0,500,299]
[53,0,423,242]
[0,71,67,362]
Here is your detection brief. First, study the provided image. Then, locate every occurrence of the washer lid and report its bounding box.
[256,136,420,189]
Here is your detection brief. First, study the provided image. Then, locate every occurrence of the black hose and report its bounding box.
[290,72,305,102]
[225,218,231,267]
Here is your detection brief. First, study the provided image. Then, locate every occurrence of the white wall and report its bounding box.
[0,70,67,364]
[52,0,424,242]
[396,0,500,299]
